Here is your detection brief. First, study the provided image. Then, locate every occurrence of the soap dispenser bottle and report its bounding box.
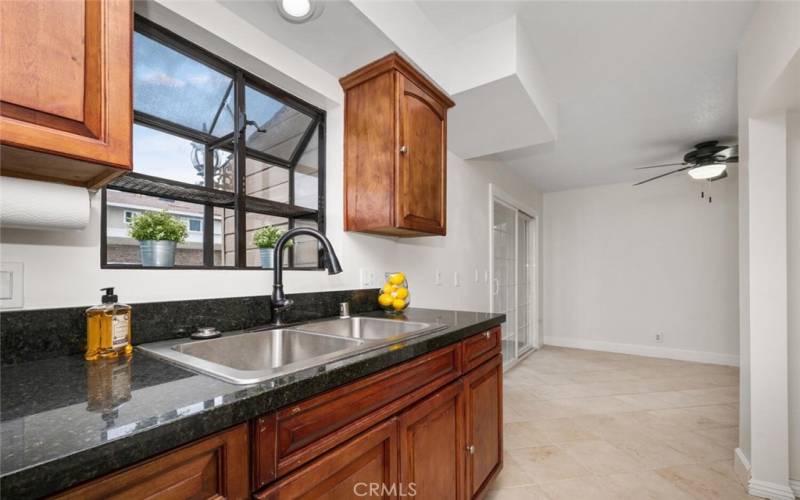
[85,288,132,361]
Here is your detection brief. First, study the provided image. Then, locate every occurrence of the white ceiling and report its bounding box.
[219,0,396,78]
[221,0,756,192]
[417,1,756,191]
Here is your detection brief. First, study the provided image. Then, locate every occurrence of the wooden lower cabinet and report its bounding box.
[50,329,503,500]
[464,355,503,498]
[254,418,399,500]
[399,381,465,500]
[54,424,249,500]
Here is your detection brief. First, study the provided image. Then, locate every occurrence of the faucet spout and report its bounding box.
[271,228,342,325]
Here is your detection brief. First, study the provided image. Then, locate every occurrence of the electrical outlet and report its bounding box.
[360,268,372,287]
[0,262,23,309]
[655,332,663,343]
[434,269,442,286]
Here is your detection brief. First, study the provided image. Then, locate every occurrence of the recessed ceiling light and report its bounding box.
[688,163,727,180]
[277,0,323,24]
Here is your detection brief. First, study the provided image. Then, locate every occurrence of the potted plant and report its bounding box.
[252,226,292,269]
[128,211,188,267]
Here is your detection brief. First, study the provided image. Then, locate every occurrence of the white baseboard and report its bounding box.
[748,479,795,500]
[734,448,752,487]
[543,336,739,366]
[789,479,800,498]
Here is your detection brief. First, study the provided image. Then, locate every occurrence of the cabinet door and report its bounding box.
[463,355,503,498]
[54,424,249,500]
[256,418,399,500]
[0,0,132,187]
[397,75,447,235]
[399,381,465,500]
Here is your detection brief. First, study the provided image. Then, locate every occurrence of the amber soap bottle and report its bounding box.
[85,287,132,361]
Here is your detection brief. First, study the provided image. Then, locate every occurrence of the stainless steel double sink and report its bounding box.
[138,317,446,385]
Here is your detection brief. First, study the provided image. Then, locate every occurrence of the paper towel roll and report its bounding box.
[0,177,91,230]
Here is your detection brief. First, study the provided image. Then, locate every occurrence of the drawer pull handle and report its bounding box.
[483,331,491,339]
[466,444,475,455]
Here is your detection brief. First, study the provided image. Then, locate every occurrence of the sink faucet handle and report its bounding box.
[339,302,351,319]
[275,298,294,310]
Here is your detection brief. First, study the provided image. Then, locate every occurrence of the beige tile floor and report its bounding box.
[488,346,759,500]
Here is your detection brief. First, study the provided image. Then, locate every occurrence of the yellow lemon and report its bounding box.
[382,283,396,294]
[378,294,394,307]
[392,298,407,311]
[394,287,409,299]
[388,272,406,285]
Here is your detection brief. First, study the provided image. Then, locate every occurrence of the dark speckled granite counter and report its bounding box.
[0,308,503,498]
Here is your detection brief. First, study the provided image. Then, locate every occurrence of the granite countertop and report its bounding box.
[0,308,504,498]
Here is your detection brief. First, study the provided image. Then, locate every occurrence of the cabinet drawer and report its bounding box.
[54,424,249,500]
[462,327,500,372]
[273,344,461,477]
[255,418,398,500]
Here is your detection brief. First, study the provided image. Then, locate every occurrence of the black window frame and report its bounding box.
[101,15,326,270]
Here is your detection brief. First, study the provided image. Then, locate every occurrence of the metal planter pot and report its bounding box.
[140,240,177,267]
[260,247,274,269]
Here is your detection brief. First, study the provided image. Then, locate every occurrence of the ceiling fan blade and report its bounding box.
[635,162,686,170]
[633,166,692,186]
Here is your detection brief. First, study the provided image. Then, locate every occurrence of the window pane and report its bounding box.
[294,127,319,210]
[134,32,233,136]
[245,157,289,202]
[133,124,206,185]
[215,207,235,266]
[106,190,208,266]
[245,85,314,160]
[245,213,289,268]
[211,147,236,192]
[293,220,321,268]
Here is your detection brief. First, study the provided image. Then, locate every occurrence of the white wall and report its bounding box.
[543,172,739,365]
[0,3,543,316]
[735,3,800,495]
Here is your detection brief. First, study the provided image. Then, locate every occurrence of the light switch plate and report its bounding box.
[0,262,23,309]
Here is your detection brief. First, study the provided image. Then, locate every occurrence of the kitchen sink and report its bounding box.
[138,317,446,385]
[174,329,362,371]
[139,328,363,385]
[295,317,439,341]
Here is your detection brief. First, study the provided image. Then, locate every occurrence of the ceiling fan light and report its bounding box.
[688,163,727,180]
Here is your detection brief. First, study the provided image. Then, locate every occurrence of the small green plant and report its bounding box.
[128,211,188,243]
[252,226,293,249]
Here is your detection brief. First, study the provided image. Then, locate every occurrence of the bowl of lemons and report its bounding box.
[378,272,410,314]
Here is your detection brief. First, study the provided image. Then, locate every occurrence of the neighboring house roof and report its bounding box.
[106,190,205,217]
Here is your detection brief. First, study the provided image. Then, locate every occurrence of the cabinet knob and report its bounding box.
[466,444,475,455]
[483,331,491,339]
[400,145,408,154]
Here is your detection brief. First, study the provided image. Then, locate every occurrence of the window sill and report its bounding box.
[100,264,325,271]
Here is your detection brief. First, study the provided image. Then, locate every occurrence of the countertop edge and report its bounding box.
[0,313,504,498]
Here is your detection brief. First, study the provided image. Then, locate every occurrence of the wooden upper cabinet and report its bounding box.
[0,0,132,189]
[341,53,454,237]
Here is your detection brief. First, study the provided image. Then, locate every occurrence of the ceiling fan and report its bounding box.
[633,141,739,186]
